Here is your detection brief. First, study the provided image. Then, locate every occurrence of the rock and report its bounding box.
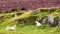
[58,15,60,26]
[48,15,58,27]
[42,18,47,25]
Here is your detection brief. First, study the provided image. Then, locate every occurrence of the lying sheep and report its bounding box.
[5,25,16,31]
[35,21,42,26]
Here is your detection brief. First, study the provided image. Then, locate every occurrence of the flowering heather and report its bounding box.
[0,0,60,11]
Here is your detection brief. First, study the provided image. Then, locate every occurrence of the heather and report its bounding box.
[0,0,60,11]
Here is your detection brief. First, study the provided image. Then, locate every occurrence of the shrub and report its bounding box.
[11,11,38,25]
[49,8,58,13]
[17,12,23,16]
[10,7,18,13]
[40,8,49,12]
[56,8,60,12]
[15,11,49,25]
[19,6,28,11]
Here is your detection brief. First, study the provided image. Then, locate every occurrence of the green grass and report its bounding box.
[0,25,60,34]
[0,11,60,34]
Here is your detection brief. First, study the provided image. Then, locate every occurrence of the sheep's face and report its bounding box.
[35,21,39,23]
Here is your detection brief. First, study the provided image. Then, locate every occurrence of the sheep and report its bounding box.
[14,14,17,17]
[35,21,42,26]
[5,25,16,31]
[14,11,17,18]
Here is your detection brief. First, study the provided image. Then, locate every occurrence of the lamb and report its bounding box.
[5,25,16,31]
[14,13,17,18]
[35,21,42,26]
[14,11,17,18]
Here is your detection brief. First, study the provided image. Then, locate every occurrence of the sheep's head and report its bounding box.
[35,21,39,23]
[13,25,16,27]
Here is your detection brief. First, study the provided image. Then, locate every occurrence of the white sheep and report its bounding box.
[5,25,16,31]
[14,13,17,18]
[35,21,42,26]
[14,11,17,18]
